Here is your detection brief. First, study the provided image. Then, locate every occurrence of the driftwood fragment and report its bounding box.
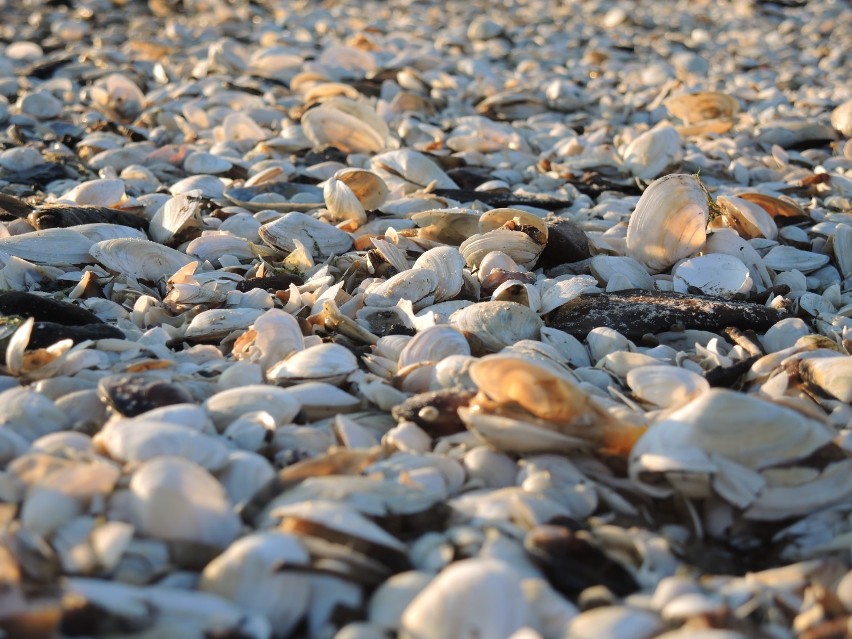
[548,289,788,338]
[0,292,106,326]
[0,193,149,231]
[431,188,572,211]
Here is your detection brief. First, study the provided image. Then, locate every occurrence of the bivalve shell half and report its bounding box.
[715,195,778,240]
[626,174,709,273]
[301,97,389,154]
[831,99,852,137]
[672,253,752,297]
[259,212,353,258]
[622,126,683,180]
[0,228,95,265]
[90,238,193,281]
[267,342,359,386]
[450,301,542,353]
[763,246,830,273]
[364,269,440,309]
[412,246,465,302]
[460,229,542,270]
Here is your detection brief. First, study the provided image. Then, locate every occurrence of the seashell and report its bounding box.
[148,193,204,246]
[302,98,389,154]
[259,212,353,258]
[715,195,778,240]
[799,356,852,403]
[704,228,773,292]
[204,385,301,430]
[280,382,361,420]
[831,99,852,137]
[94,419,230,471]
[199,532,311,637]
[364,269,440,309]
[89,73,145,122]
[756,120,839,148]
[460,230,543,270]
[412,246,465,302]
[90,238,193,281]
[491,280,540,311]
[399,559,526,639]
[451,301,543,353]
[626,365,709,409]
[267,342,359,386]
[324,176,368,226]
[184,232,256,263]
[626,174,709,273]
[183,308,265,341]
[0,387,71,441]
[831,223,852,279]
[762,246,830,273]
[218,113,266,150]
[233,308,304,371]
[0,228,95,265]
[568,606,663,639]
[665,92,739,123]
[333,168,389,211]
[224,183,324,212]
[371,149,458,192]
[128,456,240,548]
[590,256,653,290]
[672,253,752,297]
[398,326,471,369]
[169,175,226,199]
[183,152,233,175]
[59,178,126,207]
[736,193,807,220]
[622,126,683,180]
[69,223,146,242]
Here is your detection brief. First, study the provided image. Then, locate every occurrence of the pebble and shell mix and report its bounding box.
[0,0,850,637]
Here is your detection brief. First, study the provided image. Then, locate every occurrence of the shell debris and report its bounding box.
[0,0,849,638]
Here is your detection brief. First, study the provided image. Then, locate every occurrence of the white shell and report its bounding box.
[259,212,353,258]
[626,174,709,273]
[149,193,204,246]
[763,246,830,273]
[622,126,682,180]
[412,246,465,302]
[90,238,194,281]
[365,269,440,309]
[199,532,311,637]
[626,365,709,408]
[204,385,301,429]
[672,253,752,297]
[0,228,95,265]
[184,308,265,340]
[399,559,527,639]
[128,456,241,547]
[451,301,543,352]
[302,98,389,154]
[267,342,359,385]
[831,99,852,137]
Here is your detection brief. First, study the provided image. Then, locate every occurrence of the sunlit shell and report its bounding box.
[259,212,353,258]
[450,301,542,353]
[90,238,193,281]
[626,174,709,273]
[302,97,389,154]
[622,126,683,180]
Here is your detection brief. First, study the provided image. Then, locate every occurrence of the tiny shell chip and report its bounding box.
[129,456,241,548]
[672,253,752,297]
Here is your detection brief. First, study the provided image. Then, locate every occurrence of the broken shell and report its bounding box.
[259,212,353,258]
[626,174,709,273]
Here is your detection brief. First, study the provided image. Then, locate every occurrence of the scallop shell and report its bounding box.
[90,238,194,281]
[626,174,709,273]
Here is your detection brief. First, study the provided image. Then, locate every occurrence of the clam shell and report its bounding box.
[672,253,752,297]
[831,99,852,137]
[412,246,465,302]
[149,194,204,246]
[460,229,543,270]
[128,456,241,548]
[799,356,852,403]
[716,195,778,240]
[259,212,353,258]
[267,342,359,385]
[90,238,194,281]
[183,308,265,341]
[622,126,683,180]
[626,365,709,409]
[371,149,458,192]
[364,269,440,309]
[451,301,542,353]
[224,183,324,212]
[626,174,709,273]
[204,385,301,430]
[0,228,95,265]
[763,246,830,273]
[302,98,389,154]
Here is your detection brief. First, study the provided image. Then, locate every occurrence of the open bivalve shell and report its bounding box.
[626,174,709,273]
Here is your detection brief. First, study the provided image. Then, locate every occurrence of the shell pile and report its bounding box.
[0,0,851,638]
